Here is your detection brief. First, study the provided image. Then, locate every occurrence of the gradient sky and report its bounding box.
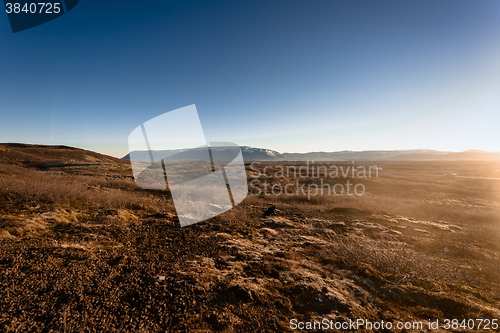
[1,0,499,157]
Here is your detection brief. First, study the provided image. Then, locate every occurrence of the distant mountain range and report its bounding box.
[122,146,500,162]
[2,143,499,164]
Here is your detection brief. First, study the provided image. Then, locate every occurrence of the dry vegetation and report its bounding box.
[0,144,499,332]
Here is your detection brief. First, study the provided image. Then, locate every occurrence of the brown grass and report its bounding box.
[1,148,499,331]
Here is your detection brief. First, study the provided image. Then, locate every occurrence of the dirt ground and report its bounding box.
[0,144,499,332]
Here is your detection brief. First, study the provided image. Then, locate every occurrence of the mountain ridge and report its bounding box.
[1,143,498,162]
[122,146,500,162]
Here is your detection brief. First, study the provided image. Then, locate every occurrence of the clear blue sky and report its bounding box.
[1,0,499,157]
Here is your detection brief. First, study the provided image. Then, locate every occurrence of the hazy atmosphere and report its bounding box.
[1,2,500,331]
[1,0,500,157]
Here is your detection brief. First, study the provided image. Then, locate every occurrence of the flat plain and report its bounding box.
[1,144,499,332]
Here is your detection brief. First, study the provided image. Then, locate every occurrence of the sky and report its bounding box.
[1,0,499,157]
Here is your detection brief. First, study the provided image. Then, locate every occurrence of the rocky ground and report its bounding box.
[0,144,499,332]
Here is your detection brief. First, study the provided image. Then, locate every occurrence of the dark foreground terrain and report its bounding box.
[0,144,499,332]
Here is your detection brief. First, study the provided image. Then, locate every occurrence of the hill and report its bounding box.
[0,143,126,168]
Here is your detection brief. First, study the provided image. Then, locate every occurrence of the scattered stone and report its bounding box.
[259,228,278,237]
[262,205,277,217]
[263,217,294,229]
[151,275,166,283]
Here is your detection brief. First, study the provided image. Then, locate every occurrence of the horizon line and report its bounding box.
[1,142,500,159]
